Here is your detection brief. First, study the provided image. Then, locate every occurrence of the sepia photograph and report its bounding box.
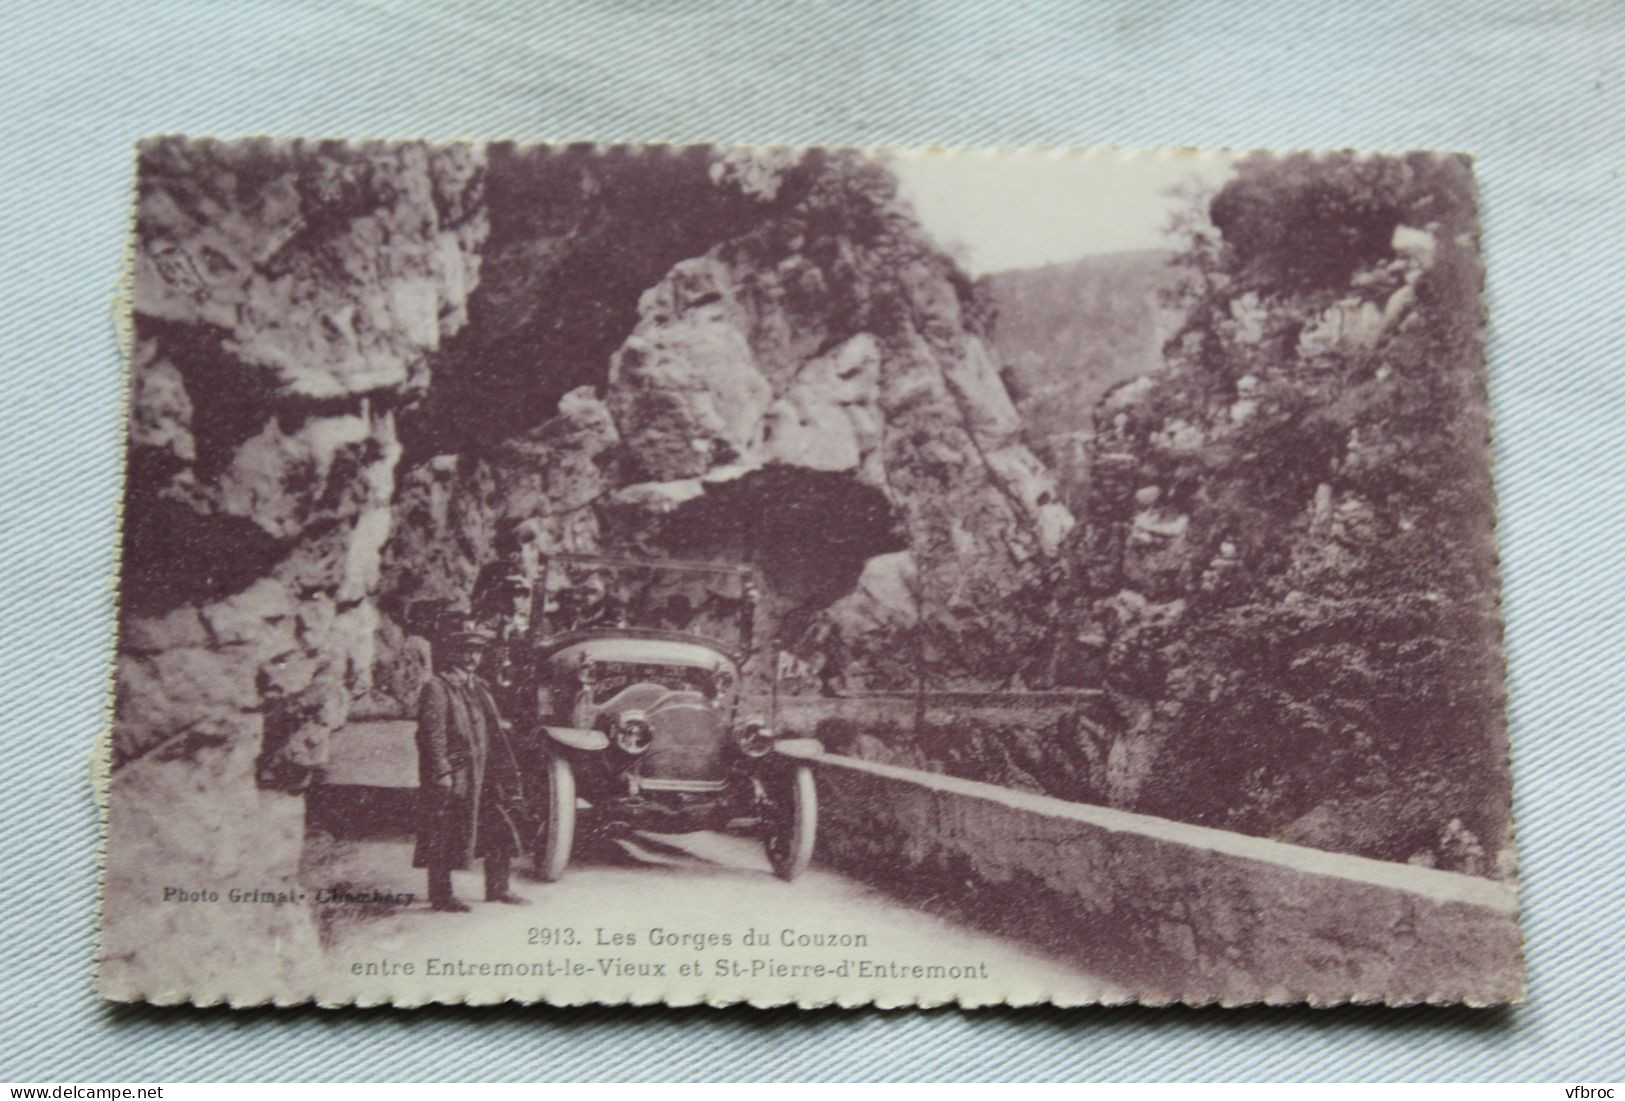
[100,138,1520,1008]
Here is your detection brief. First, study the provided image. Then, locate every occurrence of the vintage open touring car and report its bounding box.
[498,553,821,882]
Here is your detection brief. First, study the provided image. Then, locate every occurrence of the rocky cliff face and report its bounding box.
[372,148,1071,702]
[106,141,1067,998]
[109,139,487,998]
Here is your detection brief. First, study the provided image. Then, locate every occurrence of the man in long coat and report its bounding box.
[414,629,528,911]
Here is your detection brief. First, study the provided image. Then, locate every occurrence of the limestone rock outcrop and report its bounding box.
[590,237,1074,691]
[106,139,486,1001]
[372,148,1072,702]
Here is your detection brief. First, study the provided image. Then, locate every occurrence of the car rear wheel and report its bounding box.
[534,754,576,882]
[765,764,817,881]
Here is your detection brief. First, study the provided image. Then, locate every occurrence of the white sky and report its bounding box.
[888,149,1235,276]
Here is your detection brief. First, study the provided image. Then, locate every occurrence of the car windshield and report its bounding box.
[533,553,756,653]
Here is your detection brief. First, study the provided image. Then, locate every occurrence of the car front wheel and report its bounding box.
[534,753,577,882]
[764,764,817,881]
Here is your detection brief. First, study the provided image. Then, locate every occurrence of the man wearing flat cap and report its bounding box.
[413,627,528,912]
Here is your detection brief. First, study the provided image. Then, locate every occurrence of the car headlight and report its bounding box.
[612,710,652,754]
[736,716,774,757]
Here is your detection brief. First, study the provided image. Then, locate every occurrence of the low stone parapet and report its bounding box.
[810,752,1523,1006]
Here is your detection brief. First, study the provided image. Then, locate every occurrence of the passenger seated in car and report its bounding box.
[558,571,626,631]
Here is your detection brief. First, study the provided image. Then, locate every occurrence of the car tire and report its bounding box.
[766,764,817,881]
[535,753,576,882]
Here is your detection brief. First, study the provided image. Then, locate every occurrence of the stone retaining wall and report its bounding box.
[810,753,1523,1006]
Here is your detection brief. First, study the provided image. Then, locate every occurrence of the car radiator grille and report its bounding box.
[640,697,728,783]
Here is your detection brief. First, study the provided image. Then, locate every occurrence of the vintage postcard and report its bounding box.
[100,139,1520,1008]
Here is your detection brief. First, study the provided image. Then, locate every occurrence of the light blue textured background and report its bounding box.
[2,0,1620,1082]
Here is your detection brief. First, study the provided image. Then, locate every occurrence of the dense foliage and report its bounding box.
[1082,153,1508,873]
